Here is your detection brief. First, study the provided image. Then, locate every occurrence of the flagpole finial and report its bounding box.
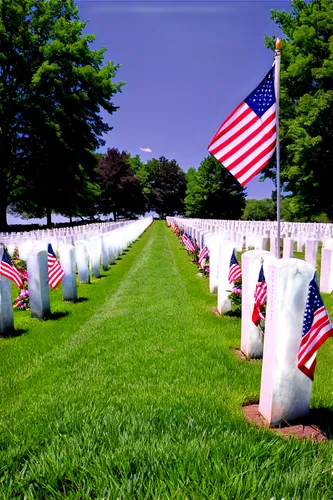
[276,38,282,50]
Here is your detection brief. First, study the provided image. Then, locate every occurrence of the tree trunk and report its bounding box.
[113,211,117,222]
[46,208,52,228]
[69,216,73,225]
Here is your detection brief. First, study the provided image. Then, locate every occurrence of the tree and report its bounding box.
[150,157,186,219]
[127,154,158,213]
[263,0,333,220]
[241,198,276,221]
[184,155,246,219]
[184,168,204,218]
[0,0,124,229]
[98,148,145,220]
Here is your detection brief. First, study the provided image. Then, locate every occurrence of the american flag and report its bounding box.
[181,233,188,245]
[48,244,65,289]
[252,264,267,326]
[198,246,209,268]
[228,250,242,284]
[208,67,276,186]
[298,274,333,381]
[0,248,24,288]
[185,237,196,253]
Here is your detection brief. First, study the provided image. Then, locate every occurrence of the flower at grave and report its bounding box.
[13,285,30,310]
[227,278,242,309]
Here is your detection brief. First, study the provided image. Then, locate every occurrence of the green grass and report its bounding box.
[0,221,333,499]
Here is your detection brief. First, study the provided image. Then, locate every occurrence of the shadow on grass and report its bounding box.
[73,297,88,303]
[224,309,241,318]
[305,408,333,439]
[48,311,70,320]
[0,328,28,338]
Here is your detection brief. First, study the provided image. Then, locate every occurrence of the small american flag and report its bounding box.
[298,274,333,381]
[181,233,188,245]
[252,264,267,326]
[198,247,209,268]
[48,244,65,290]
[208,67,276,186]
[0,248,24,288]
[185,237,196,253]
[228,250,242,284]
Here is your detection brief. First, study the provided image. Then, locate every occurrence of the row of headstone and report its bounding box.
[0,220,131,260]
[169,217,333,294]
[173,217,333,256]
[167,216,333,426]
[0,217,153,331]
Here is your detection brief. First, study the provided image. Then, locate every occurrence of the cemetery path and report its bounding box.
[0,221,332,498]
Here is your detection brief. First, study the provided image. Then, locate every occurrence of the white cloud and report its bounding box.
[140,147,153,152]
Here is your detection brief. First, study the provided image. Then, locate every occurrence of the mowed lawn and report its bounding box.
[1,221,333,499]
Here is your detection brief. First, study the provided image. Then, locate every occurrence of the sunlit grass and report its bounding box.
[0,221,332,499]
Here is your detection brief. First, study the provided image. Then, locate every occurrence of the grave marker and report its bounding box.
[259,258,314,425]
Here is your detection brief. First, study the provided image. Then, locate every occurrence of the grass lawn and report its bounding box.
[1,220,333,499]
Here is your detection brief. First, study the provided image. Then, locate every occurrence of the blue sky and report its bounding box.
[8,0,290,225]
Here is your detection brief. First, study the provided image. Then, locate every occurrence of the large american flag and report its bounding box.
[198,246,209,268]
[298,274,333,381]
[252,264,267,326]
[0,248,24,288]
[228,250,242,284]
[48,244,65,290]
[208,67,276,186]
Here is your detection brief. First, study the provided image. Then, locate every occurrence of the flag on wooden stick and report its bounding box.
[198,246,209,268]
[208,67,276,186]
[252,264,267,326]
[0,248,24,288]
[47,244,65,289]
[228,250,242,284]
[298,273,333,381]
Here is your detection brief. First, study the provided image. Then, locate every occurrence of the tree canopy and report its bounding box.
[150,157,186,219]
[263,0,333,220]
[185,156,246,219]
[0,0,123,229]
[97,148,145,221]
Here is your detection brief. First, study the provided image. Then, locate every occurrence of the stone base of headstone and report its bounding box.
[221,299,231,316]
[242,404,327,442]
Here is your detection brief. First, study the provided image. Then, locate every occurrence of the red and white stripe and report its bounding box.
[198,247,209,268]
[185,238,196,253]
[228,264,242,284]
[208,101,276,186]
[254,281,267,319]
[0,261,23,288]
[298,306,333,381]
[48,253,65,290]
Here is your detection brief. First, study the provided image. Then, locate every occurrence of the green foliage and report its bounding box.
[128,154,158,213]
[0,0,124,229]
[150,156,186,219]
[263,0,333,220]
[97,148,146,220]
[184,168,204,217]
[241,198,276,221]
[185,155,246,219]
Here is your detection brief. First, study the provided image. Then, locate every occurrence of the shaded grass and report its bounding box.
[0,222,333,498]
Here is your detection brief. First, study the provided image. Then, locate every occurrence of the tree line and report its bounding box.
[0,0,332,230]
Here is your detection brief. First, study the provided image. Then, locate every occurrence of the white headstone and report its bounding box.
[259,258,314,425]
[320,247,333,294]
[27,249,50,320]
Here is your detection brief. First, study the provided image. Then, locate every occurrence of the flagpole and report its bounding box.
[274,38,281,258]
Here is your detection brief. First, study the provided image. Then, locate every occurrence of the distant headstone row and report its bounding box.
[0,217,153,332]
[167,216,333,427]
